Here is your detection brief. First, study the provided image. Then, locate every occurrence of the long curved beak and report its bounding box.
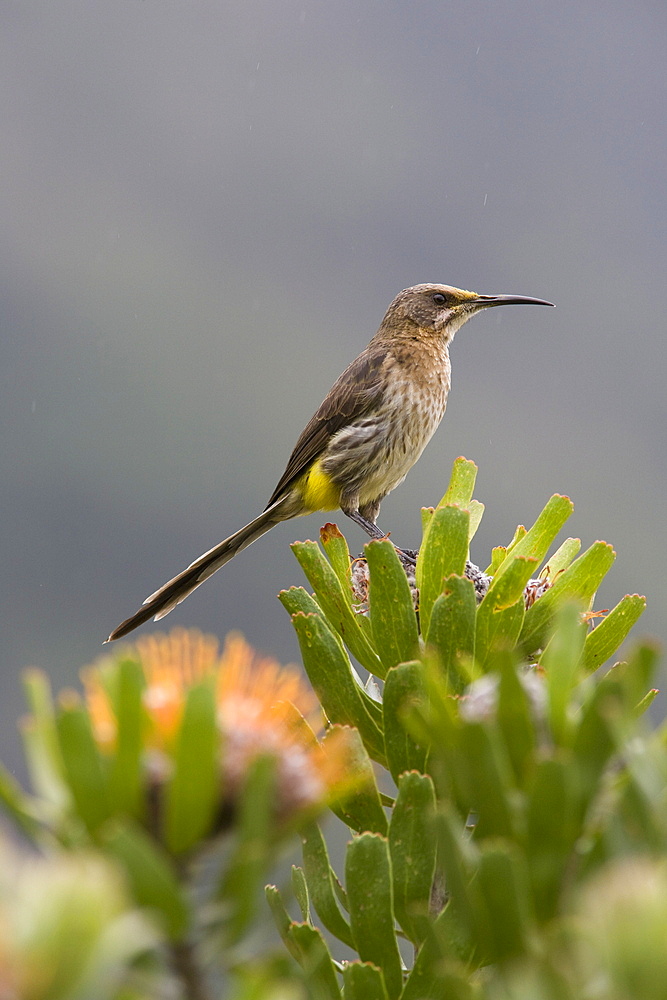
[471,293,555,308]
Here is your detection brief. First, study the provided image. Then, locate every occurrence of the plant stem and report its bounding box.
[170,938,213,1000]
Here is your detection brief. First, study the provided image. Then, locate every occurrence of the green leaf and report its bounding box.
[366,539,419,671]
[420,507,434,534]
[504,523,529,557]
[433,806,483,950]
[301,822,354,947]
[487,546,507,576]
[457,723,516,840]
[388,771,437,945]
[543,603,586,745]
[102,819,188,939]
[346,833,403,999]
[21,669,68,808]
[635,688,659,717]
[164,681,219,854]
[326,726,388,835]
[526,757,578,922]
[492,494,574,584]
[400,915,472,1000]
[285,923,342,999]
[290,612,386,764]
[291,539,384,677]
[438,456,478,507]
[0,764,42,840]
[107,658,144,821]
[520,541,616,654]
[219,754,276,943]
[426,576,476,693]
[343,962,389,1000]
[383,662,427,783]
[475,598,525,670]
[571,681,619,803]
[475,843,531,962]
[485,526,526,575]
[583,594,646,672]
[544,536,581,578]
[497,651,537,786]
[279,585,323,618]
[417,505,470,638]
[265,884,293,942]
[481,556,538,612]
[292,865,310,923]
[56,696,111,833]
[321,522,354,596]
[467,499,485,541]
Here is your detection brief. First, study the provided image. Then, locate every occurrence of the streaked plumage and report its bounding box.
[107,283,553,641]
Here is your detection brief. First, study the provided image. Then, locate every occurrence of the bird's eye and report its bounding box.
[432,293,446,306]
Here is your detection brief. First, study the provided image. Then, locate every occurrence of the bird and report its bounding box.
[107,283,554,642]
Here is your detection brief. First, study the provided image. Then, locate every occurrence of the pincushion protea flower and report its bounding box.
[82,628,350,828]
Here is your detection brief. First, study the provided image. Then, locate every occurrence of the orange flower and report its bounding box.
[83,629,349,820]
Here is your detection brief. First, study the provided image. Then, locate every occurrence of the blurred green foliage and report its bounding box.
[0,458,664,1000]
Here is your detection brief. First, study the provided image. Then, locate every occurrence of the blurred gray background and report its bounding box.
[2,2,666,777]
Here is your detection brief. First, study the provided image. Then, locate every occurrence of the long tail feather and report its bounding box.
[106,499,287,642]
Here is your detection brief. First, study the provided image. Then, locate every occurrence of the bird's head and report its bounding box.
[378,283,554,344]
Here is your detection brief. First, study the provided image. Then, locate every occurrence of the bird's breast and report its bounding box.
[322,346,451,504]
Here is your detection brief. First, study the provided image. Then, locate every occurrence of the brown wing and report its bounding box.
[264,343,388,508]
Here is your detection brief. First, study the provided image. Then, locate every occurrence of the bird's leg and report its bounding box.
[344,508,387,540]
[343,498,417,568]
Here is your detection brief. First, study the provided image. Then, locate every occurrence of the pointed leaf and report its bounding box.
[457,723,516,839]
[481,556,538,612]
[292,865,310,923]
[219,754,276,943]
[164,681,218,854]
[302,821,354,947]
[486,546,507,577]
[346,833,402,999]
[325,727,387,835]
[102,819,188,939]
[438,457,478,507]
[56,696,111,832]
[434,807,484,949]
[400,912,472,999]
[366,539,419,671]
[417,505,470,638]
[475,843,530,961]
[292,540,384,676]
[475,599,525,670]
[279,585,323,617]
[543,603,586,744]
[467,500,485,541]
[321,522,355,595]
[290,612,385,764]
[520,541,616,654]
[497,651,537,786]
[492,495,573,584]
[544,536,581,578]
[107,658,144,821]
[286,923,341,999]
[383,662,427,782]
[21,670,68,807]
[343,962,388,1000]
[426,576,476,692]
[265,884,294,942]
[583,594,646,672]
[0,765,42,840]
[388,771,437,945]
[526,757,578,922]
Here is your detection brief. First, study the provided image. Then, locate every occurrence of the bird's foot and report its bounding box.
[396,546,418,568]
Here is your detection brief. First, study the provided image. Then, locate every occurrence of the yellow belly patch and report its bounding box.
[299,459,341,513]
